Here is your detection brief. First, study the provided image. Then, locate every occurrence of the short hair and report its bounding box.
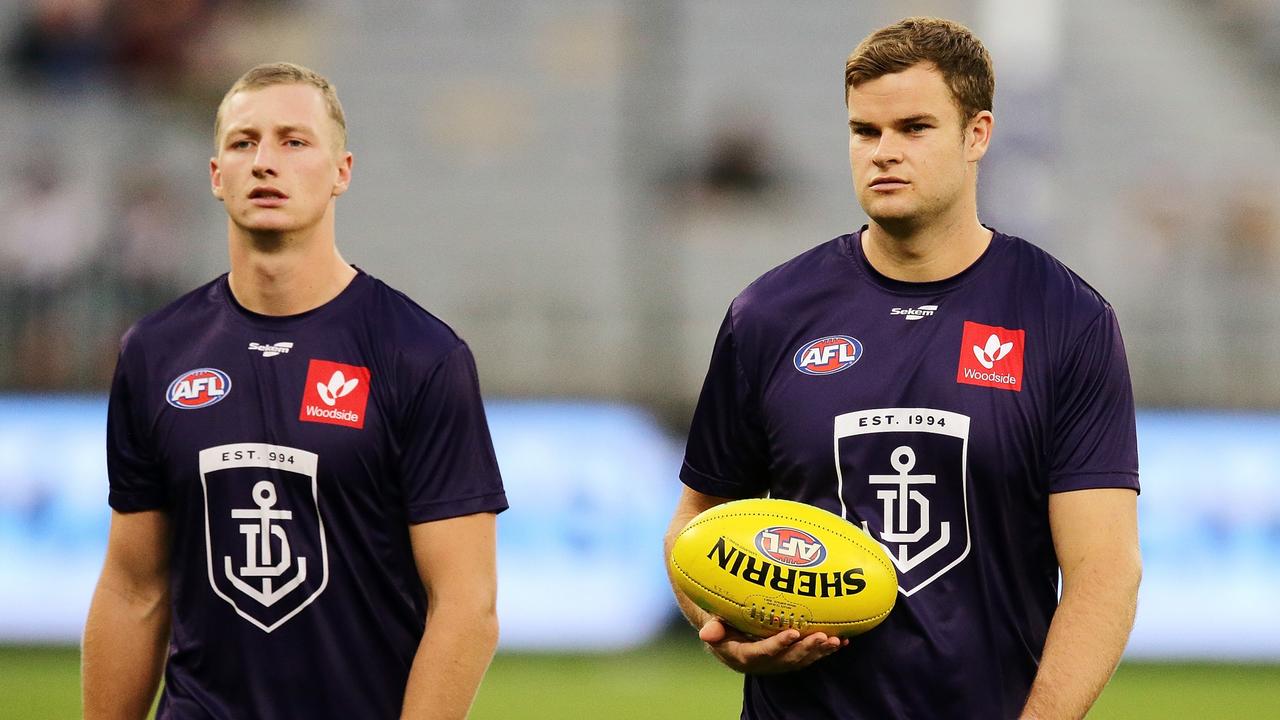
[213,62,347,152]
[845,17,994,122]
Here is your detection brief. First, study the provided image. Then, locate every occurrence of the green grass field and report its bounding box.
[3,637,1277,719]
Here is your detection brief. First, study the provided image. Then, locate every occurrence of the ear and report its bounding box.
[965,110,993,163]
[332,150,354,198]
[210,157,224,201]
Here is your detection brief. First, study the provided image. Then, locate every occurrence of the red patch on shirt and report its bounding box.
[299,359,371,429]
[956,321,1024,392]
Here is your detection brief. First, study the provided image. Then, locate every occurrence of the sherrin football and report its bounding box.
[670,498,897,638]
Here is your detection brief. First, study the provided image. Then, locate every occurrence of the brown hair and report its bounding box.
[845,17,993,121]
[213,62,347,152]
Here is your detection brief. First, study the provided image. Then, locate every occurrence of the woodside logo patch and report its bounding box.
[956,321,1024,391]
[299,359,371,429]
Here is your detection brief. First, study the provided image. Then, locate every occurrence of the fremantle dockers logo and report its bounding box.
[199,443,328,632]
[832,408,971,596]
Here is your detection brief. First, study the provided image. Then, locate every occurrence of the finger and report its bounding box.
[778,633,840,666]
[698,618,727,644]
[743,629,800,660]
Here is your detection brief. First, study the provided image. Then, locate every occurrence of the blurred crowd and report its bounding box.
[0,155,189,388]
[6,0,298,97]
[0,0,306,390]
[3,0,1280,411]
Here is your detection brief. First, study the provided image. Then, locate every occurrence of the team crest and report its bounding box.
[832,408,971,596]
[199,443,329,632]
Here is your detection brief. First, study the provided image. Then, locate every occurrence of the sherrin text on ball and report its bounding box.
[669,498,897,638]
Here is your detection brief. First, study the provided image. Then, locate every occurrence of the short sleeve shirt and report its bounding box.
[107,269,508,719]
[682,229,1138,719]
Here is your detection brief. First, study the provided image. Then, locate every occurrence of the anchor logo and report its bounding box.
[199,443,328,632]
[867,446,950,573]
[224,480,308,607]
[832,408,972,596]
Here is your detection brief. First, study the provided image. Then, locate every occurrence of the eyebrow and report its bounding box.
[848,114,941,127]
[225,124,317,139]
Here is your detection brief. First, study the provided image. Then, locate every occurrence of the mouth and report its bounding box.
[869,177,909,191]
[248,187,289,206]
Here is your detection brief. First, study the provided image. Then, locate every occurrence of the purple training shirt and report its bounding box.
[107,269,507,719]
[682,228,1138,719]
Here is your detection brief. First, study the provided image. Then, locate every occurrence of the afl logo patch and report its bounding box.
[166,368,232,409]
[793,336,863,375]
[755,526,827,567]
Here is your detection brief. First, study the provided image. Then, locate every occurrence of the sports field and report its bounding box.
[3,636,1276,719]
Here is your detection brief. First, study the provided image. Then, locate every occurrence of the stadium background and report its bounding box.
[1,0,1278,717]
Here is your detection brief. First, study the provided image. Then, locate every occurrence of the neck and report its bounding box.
[226,214,356,316]
[862,198,991,283]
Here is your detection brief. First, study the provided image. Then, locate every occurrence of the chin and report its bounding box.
[863,200,919,224]
[234,209,303,234]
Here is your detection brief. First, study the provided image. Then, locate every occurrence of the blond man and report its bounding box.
[83,63,507,719]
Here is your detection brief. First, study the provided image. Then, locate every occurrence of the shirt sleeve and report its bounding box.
[106,334,167,512]
[680,306,771,499]
[397,341,508,523]
[1048,305,1140,493]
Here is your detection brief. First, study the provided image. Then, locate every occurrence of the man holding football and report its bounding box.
[82,63,507,719]
[666,17,1141,719]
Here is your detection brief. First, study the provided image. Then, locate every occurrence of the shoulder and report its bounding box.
[727,235,853,333]
[996,232,1116,330]
[359,273,470,373]
[118,276,224,359]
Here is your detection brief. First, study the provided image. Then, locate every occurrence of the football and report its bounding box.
[669,498,897,638]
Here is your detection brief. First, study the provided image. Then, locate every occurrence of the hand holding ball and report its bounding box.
[669,499,897,638]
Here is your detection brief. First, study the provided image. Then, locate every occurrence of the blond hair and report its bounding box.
[213,62,347,151]
[845,17,994,121]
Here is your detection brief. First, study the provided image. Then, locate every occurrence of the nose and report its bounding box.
[871,132,903,168]
[251,144,277,178]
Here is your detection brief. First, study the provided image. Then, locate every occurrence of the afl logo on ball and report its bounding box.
[793,336,863,375]
[755,526,827,567]
[167,368,232,409]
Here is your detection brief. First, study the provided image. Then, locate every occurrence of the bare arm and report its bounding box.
[82,509,171,720]
[401,512,500,719]
[1021,488,1141,720]
[663,486,843,674]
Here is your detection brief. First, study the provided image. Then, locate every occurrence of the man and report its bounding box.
[665,17,1141,720]
[82,63,508,719]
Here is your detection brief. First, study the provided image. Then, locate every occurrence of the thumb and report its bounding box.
[699,617,728,644]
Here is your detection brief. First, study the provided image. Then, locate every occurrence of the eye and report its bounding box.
[850,127,878,138]
[285,139,307,148]
[907,123,931,133]
[230,139,255,150]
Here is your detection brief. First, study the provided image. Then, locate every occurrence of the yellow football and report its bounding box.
[670,498,897,638]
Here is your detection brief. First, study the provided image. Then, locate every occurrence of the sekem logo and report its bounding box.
[167,368,232,409]
[755,526,827,567]
[956,321,1025,391]
[891,305,938,321]
[794,335,863,375]
[248,341,293,358]
[299,359,371,429]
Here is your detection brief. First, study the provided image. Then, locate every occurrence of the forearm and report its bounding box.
[1021,555,1141,720]
[664,515,714,630]
[82,578,170,720]
[401,604,499,719]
